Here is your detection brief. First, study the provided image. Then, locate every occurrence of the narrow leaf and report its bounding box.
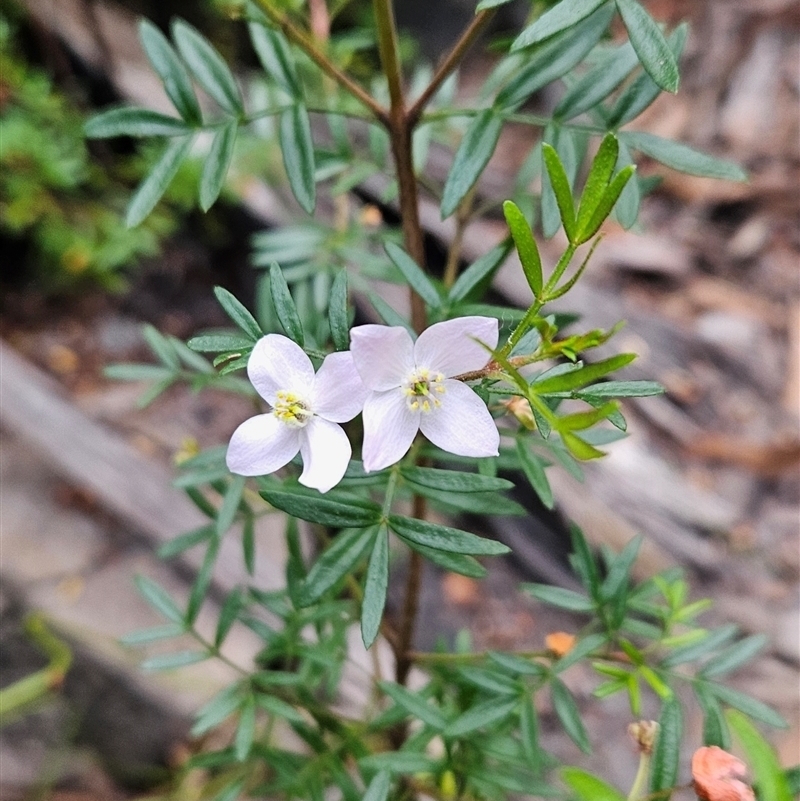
[213,286,263,340]
[503,200,542,298]
[708,684,787,729]
[512,0,609,50]
[280,104,316,214]
[85,106,192,138]
[516,441,554,509]
[695,683,729,748]
[576,134,619,237]
[248,21,301,97]
[551,678,591,752]
[400,466,513,494]
[172,19,243,114]
[444,697,519,737]
[139,19,201,123]
[622,131,747,181]
[298,526,376,606]
[379,682,447,729]
[728,710,792,801]
[141,650,207,671]
[216,475,245,537]
[269,262,304,344]
[542,143,576,240]
[449,242,511,303]
[562,768,626,801]
[615,0,679,93]
[126,136,193,227]
[385,242,440,308]
[650,695,682,792]
[328,270,350,351]
[441,109,503,218]
[235,697,256,760]
[200,121,237,211]
[701,634,767,679]
[579,165,635,242]
[367,291,413,332]
[522,583,593,612]
[389,515,510,556]
[362,525,389,648]
[362,771,391,801]
[533,354,636,394]
[260,485,382,528]
[134,575,183,624]
[187,333,254,353]
[405,541,487,578]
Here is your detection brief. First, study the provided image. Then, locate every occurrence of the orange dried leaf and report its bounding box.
[692,746,755,801]
[545,631,576,657]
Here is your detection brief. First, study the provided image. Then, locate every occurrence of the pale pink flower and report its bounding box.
[226,335,367,493]
[350,317,500,472]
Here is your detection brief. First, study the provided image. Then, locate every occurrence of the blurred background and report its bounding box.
[1,0,798,797]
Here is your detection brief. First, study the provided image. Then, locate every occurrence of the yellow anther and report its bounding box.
[273,390,312,428]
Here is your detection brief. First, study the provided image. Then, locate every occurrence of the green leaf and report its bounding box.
[187,333,254,353]
[362,771,391,801]
[139,19,201,124]
[519,697,541,767]
[562,431,605,460]
[708,684,787,729]
[727,710,792,801]
[444,697,519,737]
[216,475,245,537]
[562,768,626,801]
[213,286,263,341]
[215,587,244,648]
[542,144,576,240]
[551,678,591,752]
[784,767,800,797]
[533,354,636,394]
[119,623,185,645]
[366,291,413,332]
[660,624,739,668]
[599,535,641,601]
[622,131,747,181]
[328,270,350,351]
[516,441,554,509]
[126,136,194,227]
[84,106,192,138]
[253,693,304,724]
[157,524,215,559]
[441,109,503,218]
[298,526,376,606]
[193,685,242,735]
[499,6,615,109]
[701,634,767,679]
[388,515,510,556]
[449,242,511,303]
[607,24,688,127]
[404,541,487,578]
[615,0,679,93]
[458,666,519,695]
[650,695,682,792]
[614,140,641,230]
[260,485,382,528]
[235,696,256,761]
[134,575,184,624]
[512,0,610,50]
[579,165,636,242]
[280,104,316,214]
[554,633,606,672]
[186,533,221,624]
[380,682,447,730]
[358,752,439,775]
[269,263,304,344]
[384,242,441,308]
[242,515,255,575]
[503,200,542,298]
[172,19,243,114]
[248,21,301,97]
[569,524,599,596]
[576,380,663,398]
[141,650,208,671]
[695,683,729,748]
[522,583,593,612]
[476,0,514,9]
[212,779,246,801]
[362,525,389,649]
[576,134,618,237]
[143,323,179,368]
[200,121,237,211]
[400,466,513,494]
[554,42,639,120]
[104,363,174,382]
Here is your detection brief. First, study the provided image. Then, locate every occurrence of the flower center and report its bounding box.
[402,368,446,413]
[273,390,312,428]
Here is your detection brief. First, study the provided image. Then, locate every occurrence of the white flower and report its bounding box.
[350,317,500,472]
[226,335,367,493]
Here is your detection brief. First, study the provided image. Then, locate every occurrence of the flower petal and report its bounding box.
[298,417,351,493]
[361,390,419,472]
[419,380,499,457]
[248,334,315,404]
[414,316,498,378]
[312,351,368,422]
[350,325,415,391]
[226,413,300,476]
